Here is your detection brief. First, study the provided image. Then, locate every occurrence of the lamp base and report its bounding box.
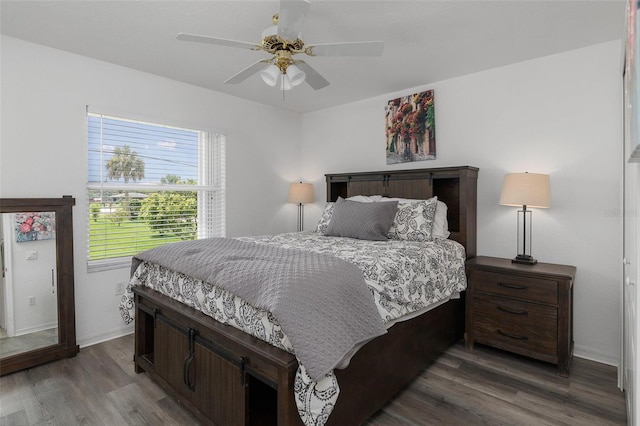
[512,255,538,265]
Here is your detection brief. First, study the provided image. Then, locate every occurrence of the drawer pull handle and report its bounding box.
[498,282,527,290]
[497,306,528,316]
[497,329,529,341]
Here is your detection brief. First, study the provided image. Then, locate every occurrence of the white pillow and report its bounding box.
[345,195,382,203]
[432,201,450,239]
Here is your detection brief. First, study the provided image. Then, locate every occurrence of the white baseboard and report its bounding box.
[574,344,620,368]
[78,324,133,349]
[15,321,58,337]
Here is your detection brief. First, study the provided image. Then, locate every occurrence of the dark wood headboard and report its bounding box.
[325,166,478,258]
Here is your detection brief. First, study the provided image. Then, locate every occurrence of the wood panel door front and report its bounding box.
[346,178,385,198]
[386,176,432,199]
[154,320,193,403]
[192,342,248,426]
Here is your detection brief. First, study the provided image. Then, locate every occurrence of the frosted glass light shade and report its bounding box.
[288,182,314,204]
[280,74,293,91]
[286,64,306,86]
[260,64,280,87]
[499,173,550,208]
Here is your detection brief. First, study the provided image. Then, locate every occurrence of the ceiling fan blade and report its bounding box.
[306,41,384,57]
[224,60,269,84]
[296,62,329,90]
[177,33,261,51]
[277,0,311,41]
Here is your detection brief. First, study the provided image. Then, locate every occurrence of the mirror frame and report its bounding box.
[0,196,78,375]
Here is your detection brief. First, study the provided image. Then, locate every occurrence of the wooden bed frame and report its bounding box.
[133,165,478,425]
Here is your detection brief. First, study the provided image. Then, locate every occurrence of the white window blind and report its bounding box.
[87,112,225,272]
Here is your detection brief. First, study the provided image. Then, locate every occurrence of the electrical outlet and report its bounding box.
[115,281,125,295]
[28,296,35,306]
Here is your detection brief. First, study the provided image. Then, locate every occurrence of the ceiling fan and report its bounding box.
[176,0,384,91]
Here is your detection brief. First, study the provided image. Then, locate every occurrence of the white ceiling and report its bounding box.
[0,0,626,114]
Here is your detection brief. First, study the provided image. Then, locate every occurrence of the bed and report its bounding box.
[123,165,478,425]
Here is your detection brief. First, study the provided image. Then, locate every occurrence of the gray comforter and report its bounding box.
[131,237,386,380]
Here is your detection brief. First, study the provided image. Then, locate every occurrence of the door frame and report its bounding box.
[1,215,15,337]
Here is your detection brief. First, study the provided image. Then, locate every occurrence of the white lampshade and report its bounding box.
[499,173,550,208]
[280,74,293,91]
[261,64,280,87]
[286,64,306,87]
[288,182,314,204]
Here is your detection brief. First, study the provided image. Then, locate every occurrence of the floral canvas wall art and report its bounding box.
[385,90,436,164]
[15,212,55,242]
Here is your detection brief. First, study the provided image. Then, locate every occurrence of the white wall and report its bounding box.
[301,41,623,365]
[0,36,302,346]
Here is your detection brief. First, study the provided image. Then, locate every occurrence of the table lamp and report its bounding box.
[499,172,550,264]
[288,182,314,232]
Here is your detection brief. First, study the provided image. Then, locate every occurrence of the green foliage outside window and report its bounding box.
[140,184,198,240]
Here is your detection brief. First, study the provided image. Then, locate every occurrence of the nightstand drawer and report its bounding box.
[471,270,558,304]
[472,294,557,358]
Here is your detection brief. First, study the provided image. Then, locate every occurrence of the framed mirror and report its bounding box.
[0,197,78,375]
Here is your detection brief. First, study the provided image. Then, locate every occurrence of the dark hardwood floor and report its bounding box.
[0,334,627,425]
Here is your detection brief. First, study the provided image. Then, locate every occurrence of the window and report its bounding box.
[87,112,225,272]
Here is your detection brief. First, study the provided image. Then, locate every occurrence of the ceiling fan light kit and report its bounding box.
[176,0,383,94]
[285,64,306,86]
[280,74,293,91]
[261,64,281,86]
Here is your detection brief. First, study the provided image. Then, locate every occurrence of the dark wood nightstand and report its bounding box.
[465,256,576,376]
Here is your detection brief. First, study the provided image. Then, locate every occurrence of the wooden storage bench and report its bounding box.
[134,286,303,426]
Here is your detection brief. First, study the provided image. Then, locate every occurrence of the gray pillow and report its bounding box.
[325,197,399,241]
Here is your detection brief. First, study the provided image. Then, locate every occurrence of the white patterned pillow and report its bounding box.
[371,196,449,239]
[315,202,334,234]
[387,197,439,242]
